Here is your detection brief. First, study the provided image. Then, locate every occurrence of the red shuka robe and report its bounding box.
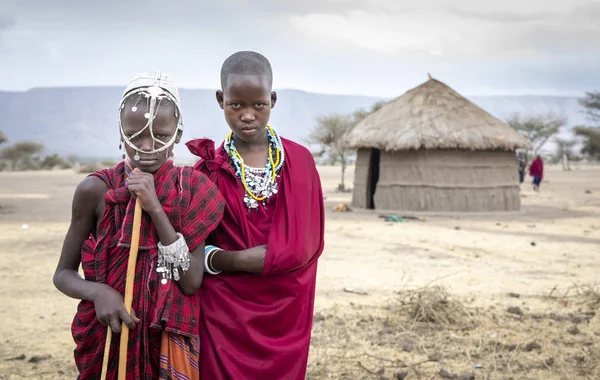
[187,137,325,380]
[529,158,544,180]
[71,161,224,379]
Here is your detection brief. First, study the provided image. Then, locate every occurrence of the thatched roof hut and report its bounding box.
[345,78,531,212]
[0,130,7,144]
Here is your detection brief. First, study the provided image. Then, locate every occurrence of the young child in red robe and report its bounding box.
[187,51,325,380]
[54,72,224,380]
[529,155,544,191]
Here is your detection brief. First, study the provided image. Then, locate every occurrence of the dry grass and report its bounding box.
[308,285,600,380]
[392,286,476,328]
[565,285,600,311]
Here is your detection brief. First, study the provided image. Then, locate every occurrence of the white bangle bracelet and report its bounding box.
[204,246,222,275]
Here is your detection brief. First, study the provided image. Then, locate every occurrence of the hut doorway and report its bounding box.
[366,148,380,209]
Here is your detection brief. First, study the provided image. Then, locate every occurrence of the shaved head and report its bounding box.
[220,51,273,90]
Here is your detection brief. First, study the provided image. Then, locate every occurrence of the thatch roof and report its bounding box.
[0,130,6,143]
[345,78,532,151]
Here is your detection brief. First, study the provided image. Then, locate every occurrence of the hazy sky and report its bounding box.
[1,0,599,96]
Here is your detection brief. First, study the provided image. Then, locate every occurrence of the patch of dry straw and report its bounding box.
[308,285,600,380]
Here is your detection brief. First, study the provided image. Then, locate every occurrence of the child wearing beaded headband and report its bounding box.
[187,51,325,380]
[118,72,184,170]
[54,72,224,380]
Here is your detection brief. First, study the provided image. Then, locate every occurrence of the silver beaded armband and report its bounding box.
[157,233,190,285]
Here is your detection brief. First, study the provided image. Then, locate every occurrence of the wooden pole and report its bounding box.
[100,198,143,380]
[100,329,112,380]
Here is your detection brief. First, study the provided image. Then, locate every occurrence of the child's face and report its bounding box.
[217,74,277,144]
[120,102,181,173]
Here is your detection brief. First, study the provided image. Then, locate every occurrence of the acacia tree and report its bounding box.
[352,100,388,121]
[1,141,44,170]
[574,126,600,161]
[553,137,577,170]
[575,91,600,160]
[308,100,388,191]
[308,114,354,191]
[507,112,566,154]
[579,91,600,124]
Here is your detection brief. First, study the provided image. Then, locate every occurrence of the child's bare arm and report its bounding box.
[211,246,266,274]
[53,176,139,333]
[53,177,104,301]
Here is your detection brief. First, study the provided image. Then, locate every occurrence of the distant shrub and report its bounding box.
[40,154,72,170]
[101,160,118,168]
[0,141,44,171]
[77,163,105,174]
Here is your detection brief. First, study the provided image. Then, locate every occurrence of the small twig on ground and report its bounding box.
[4,354,26,361]
[357,361,379,375]
[363,353,403,364]
[408,358,439,368]
[343,288,369,296]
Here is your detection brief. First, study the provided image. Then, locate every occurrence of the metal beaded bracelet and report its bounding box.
[157,233,190,284]
[204,245,222,275]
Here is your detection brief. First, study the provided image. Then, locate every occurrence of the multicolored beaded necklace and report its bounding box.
[224,125,285,210]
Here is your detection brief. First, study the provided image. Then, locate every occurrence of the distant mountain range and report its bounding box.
[0,87,589,159]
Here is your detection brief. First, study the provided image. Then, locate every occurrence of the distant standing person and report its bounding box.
[562,153,571,171]
[529,155,544,191]
[517,152,527,184]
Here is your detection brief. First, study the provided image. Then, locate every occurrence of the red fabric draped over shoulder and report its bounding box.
[186,137,325,380]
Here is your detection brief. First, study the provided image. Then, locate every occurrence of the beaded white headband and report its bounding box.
[119,72,183,160]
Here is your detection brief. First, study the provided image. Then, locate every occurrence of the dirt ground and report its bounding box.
[0,163,599,379]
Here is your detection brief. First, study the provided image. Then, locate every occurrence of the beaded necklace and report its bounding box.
[224,125,285,210]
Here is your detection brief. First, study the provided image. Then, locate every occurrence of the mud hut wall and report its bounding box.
[374,150,521,212]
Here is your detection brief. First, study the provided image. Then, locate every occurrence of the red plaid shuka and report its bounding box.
[71,161,224,380]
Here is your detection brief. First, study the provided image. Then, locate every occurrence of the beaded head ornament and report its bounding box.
[119,72,183,161]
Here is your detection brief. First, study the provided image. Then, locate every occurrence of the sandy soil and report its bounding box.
[0,163,599,379]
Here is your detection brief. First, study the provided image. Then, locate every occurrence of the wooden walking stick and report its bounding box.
[100,198,143,380]
[100,329,112,380]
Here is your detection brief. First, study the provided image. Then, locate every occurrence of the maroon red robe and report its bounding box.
[529,158,544,180]
[187,137,325,380]
[71,161,224,379]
